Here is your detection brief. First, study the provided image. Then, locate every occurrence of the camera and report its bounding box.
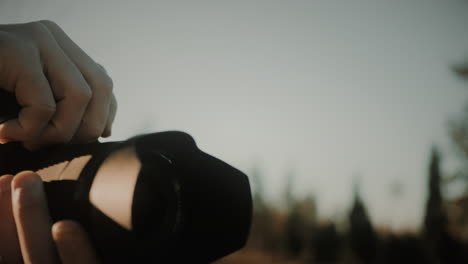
[0,90,252,263]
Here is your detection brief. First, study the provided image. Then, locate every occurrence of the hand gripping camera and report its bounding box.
[0,90,253,263]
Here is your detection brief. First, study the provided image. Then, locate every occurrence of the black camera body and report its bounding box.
[0,90,252,263]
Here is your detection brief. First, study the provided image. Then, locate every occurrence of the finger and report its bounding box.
[11,171,59,264]
[39,20,98,73]
[21,24,92,149]
[102,94,117,138]
[52,220,99,264]
[40,20,113,142]
[0,31,56,143]
[0,175,22,264]
[71,77,110,142]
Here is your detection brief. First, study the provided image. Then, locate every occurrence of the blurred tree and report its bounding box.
[248,165,275,250]
[312,222,342,263]
[423,148,446,240]
[421,148,468,263]
[284,196,317,259]
[447,65,468,192]
[284,169,295,209]
[283,169,299,257]
[378,235,431,264]
[422,148,446,262]
[285,203,305,258]
[455,66,468,78]
[251,164,266,209]
[348,178,378,264]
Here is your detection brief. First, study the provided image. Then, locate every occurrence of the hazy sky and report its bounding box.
[1,0,468,229]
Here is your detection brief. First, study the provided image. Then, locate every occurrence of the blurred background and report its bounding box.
[1,0,468,263]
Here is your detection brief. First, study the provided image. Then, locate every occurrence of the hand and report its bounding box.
[0,20,117,150]
[0,172,99,264]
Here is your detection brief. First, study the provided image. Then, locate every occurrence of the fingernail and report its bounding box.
[14,174,43,207]
[53,220,80,235]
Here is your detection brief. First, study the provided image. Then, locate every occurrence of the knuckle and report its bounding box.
[110,99,118,117]
[72,85,93,104]
[0,32,36,60]
[38,19,59,29]
[23,104,56,136]
[113,96,118,106]
[20,21,55,49]
[36,103,56,117]
[103,74,114,91]
[0,31,18,48]
[24,21,50,36]
[57,130,74,142]
[82,129,102,142]
[50,123,74,143]
[78,119,104,142]
[111,100,118,113]
[91,70,114,93]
